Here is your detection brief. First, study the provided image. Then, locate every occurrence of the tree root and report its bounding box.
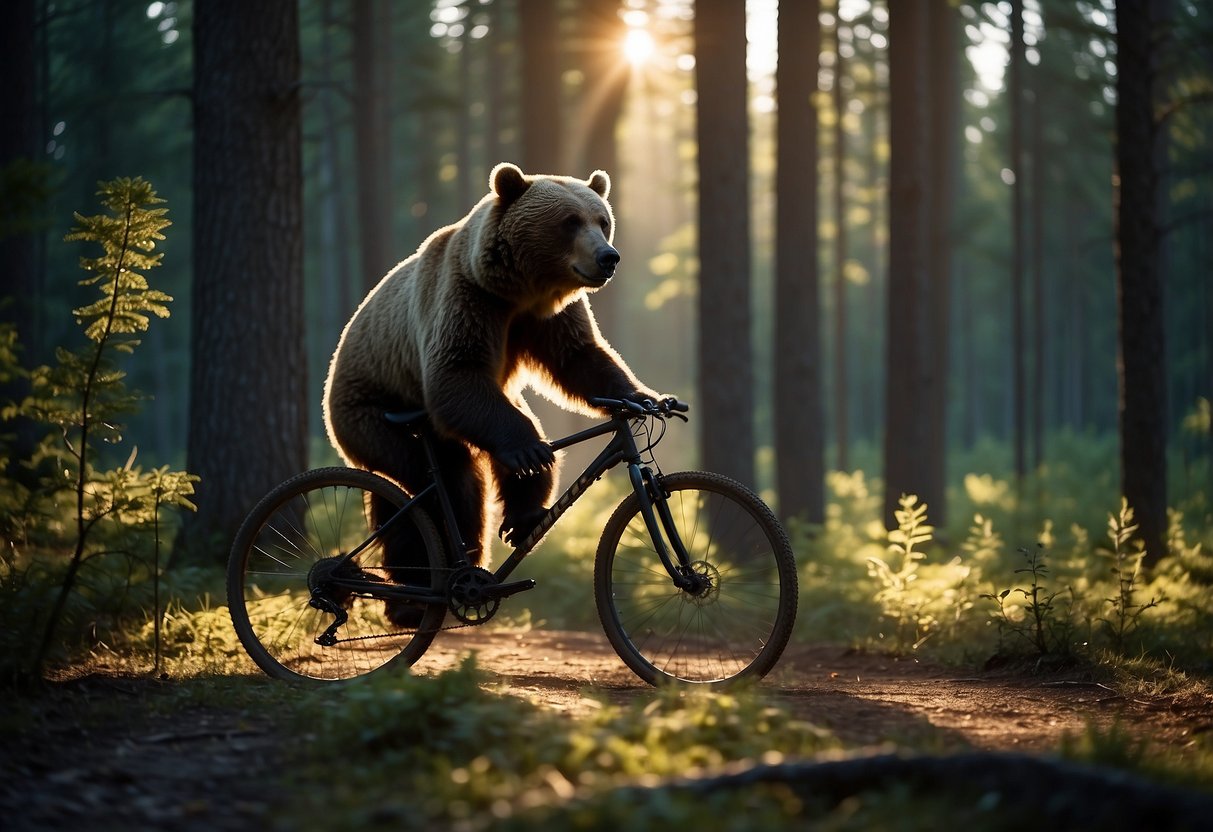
[617,751,1213,830]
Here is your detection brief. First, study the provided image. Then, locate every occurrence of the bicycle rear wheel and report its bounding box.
[595,471,797,687]
[227,467,447,682]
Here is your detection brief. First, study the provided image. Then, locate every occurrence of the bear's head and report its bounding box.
[486,162,620,317]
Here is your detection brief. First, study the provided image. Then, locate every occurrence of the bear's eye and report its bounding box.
[563,214,582,231]
[598,217,610,234]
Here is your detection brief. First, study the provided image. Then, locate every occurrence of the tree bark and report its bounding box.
[0,0,40,338]
[1115,0,1170,565]
[185,0,307,563]
[923,0,958,525]
[695,0,754,488]
[832,14,849,475]
[577,0,628,342]
[0,0,44,482]
[1009,0,1027,484]
[354,0,392,292]
[882,0,931,528]
[774,0,823,520]
[518,0,563,172]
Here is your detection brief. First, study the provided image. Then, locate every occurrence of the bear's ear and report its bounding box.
[491,163,530,204]
[587,170,611,199]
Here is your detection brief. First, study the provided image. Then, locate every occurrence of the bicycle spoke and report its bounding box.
[596,471,796,686]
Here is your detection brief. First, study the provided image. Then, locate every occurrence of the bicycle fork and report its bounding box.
[628,464,705,594]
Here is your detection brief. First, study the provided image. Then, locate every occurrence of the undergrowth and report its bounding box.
[287,656,840,831]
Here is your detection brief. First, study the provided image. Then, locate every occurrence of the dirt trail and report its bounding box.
[422,629,1213,752]
[4,629,1211,831]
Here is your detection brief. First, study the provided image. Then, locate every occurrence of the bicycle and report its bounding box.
[227,397,797,687]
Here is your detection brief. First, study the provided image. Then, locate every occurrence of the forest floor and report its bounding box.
[4,628,1212,831]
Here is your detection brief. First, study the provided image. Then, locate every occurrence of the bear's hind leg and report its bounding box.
[327,404,448,627]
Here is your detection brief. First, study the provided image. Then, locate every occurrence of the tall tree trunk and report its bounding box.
[1115,0,1169,565]
[519,0,562,172]
[0,0,43,481]
[354,0,391,292]
[832,11,849,475]
[695,0,754,487]
[1031,79,1046,469]
[578,0,628,342]
[186,0,307,562]
[923,0,958,525]
[319,0,356,318]
[1010,0,1027,485]
[882,0,931,528]
[0,0,40,337]
[774,0,824,521]
[865,101,885,447]
[580,0,627,177]
[484,0,505,167]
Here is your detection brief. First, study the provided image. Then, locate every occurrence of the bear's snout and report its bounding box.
[596,246,620,277]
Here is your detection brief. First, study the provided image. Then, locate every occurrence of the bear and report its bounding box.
[323,162,662,624]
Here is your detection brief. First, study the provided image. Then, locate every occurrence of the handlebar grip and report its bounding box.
[587,396,691,416]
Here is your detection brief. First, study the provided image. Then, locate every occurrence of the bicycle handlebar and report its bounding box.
[588,396,690,418]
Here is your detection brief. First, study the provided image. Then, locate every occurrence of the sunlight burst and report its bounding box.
[623,28,655,66]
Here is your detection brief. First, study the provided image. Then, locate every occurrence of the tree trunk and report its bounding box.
[695,0,754,488]
[1115,0,1170,566]
[578,0,628,342]
[354,0,392,292]
[1010,0,1027,485]
[580,0,627,177]
[518,0,563,172]
[923,0,958,525]
[882,0,931,528]
[1031,75,1046,469]
[0,0,43,482]
[0,0,40,337]
[185,0,307,563]
[832,14,849,475]
[774,0,823,521]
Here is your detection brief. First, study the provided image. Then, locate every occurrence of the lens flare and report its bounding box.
[623,28,655,66]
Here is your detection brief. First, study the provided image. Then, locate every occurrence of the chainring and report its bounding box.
[447,565,501,625]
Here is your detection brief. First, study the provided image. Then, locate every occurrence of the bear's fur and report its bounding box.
[323,163,659,609]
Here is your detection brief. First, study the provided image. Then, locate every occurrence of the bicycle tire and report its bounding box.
[594,471,797,687]
[227,467,448,682]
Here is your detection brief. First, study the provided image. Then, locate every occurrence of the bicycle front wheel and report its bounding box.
[227,467,448,682]
[595,471,797,686]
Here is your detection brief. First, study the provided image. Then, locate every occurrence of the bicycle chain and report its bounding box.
[328,615,480,644]
[326,585,491,644]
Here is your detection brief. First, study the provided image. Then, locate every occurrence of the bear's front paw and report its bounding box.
[497,441,556,477]
[499,508,547,547]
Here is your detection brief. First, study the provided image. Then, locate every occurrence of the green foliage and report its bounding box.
[982,543,1079,657]
[1060,718,1213,795]
[866,495,972,653]
[0,178,198,681]
[289,658,839,830]
[1098,500,1164,651]
[784,465,1208,677]
[866,495,931,652]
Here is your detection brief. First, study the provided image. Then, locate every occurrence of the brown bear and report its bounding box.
[323,162,661,621]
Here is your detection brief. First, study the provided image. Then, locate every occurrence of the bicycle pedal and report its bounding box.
[484,578,537,600]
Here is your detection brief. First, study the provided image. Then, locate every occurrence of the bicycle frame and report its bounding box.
[336,409,698,606]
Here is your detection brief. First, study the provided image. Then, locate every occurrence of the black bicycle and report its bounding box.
[227,398,797,687]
